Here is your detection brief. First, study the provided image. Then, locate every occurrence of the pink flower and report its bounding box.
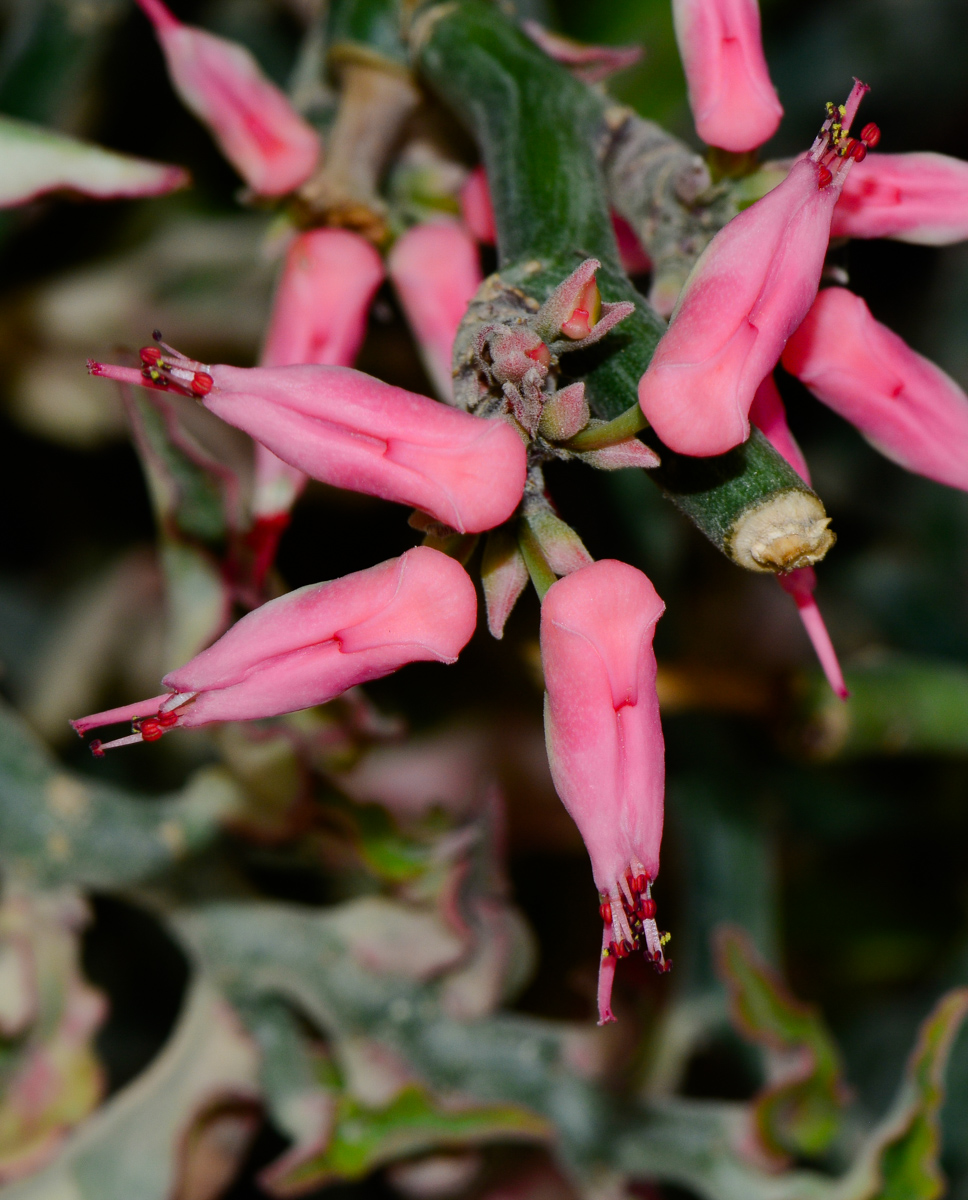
[135,0,319,196]
[540,559,669,1025]
[89,343,528,534]
[749,376,848,699]
[388,222,483,401]
[831,151,968,245]
[638,82,873,457]
[71,547,477,752]
[254,229,385,520]
[781,286,968,493]
[672,0,783,152]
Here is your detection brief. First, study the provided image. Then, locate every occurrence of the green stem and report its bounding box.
[413,0,833,573]
[564,402,647,451]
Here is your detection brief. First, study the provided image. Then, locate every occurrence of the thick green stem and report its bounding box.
[413,0,833,573]
[564,402,647,451]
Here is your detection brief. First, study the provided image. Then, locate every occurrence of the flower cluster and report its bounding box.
[46,0,968,1029]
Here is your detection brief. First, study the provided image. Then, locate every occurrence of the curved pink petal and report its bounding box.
[136,0,319,196]
[832,152,968,245]
[782,286,968,492]
[673,0,783,152]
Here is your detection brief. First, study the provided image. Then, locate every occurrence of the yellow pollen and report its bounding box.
[660,931,671,946]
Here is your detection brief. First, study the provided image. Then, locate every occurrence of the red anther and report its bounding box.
[526,343,551,369]
[192,371,214,396]
[599,901,612,925]
[156,709,179,728]
[860,122,881,148]
[630,873,649,895]
[639,897,656,920]
[817,165,833,189]
[850,142,867,162]
[90,740,104,758]
[140,345,163,365]
[138,718,164,742]
[614,940,631,959]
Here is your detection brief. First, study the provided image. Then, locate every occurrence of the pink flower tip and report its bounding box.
[672,0,783,152]
[71,548,477,751]
[776,567,848,700]
[135,0,319,196]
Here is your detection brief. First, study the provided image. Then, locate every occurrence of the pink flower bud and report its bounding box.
[638,82,869,457]
[90,346,527,534]
[254,229,385,519]
[831,152,968,245]
[672,0,783,152]
[540,560,669,1024]
[135,0,319,196]
[388,222,483,401]
[71,547,477,751]
[749,377,847,699]
[782,286,968,493]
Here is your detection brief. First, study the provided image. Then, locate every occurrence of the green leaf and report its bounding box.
[0,980,259,1200]
[716,926,848,1163]
[0,699,241,888]
[272,1084,549,1193]
[837,989,968,1200]
[0,115,187,209]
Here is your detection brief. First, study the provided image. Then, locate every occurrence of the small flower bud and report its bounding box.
[537,382,590,442]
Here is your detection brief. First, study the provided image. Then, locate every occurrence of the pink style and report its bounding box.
[638,82,874,458]
[832,151,968,245]
[89,344,528,535]
[254,229,385,520]
[135,0,319,196]
[388,222,483,402]
[672,0,783,152]
[540,560,669,1026]
[71,547,477,753]
[782,286,968,494]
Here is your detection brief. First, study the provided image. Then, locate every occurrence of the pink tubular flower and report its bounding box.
[135,0,319,196]
[782,286,968,493]
[672,0,783,152]
[638,82,873,457]
[71,547,477,753]
[540,560,669,1025]
[749,376,848,699]
[831,152,968,245]
[253,229,385,520]
[90,344,528,534]
[388,222,483,401]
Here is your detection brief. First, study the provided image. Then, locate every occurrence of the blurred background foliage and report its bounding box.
[2,0,968,1198]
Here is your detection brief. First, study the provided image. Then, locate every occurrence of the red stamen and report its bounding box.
[850,142,867,162]
[192,371,214,396]
[138,718,164,742]
[639,897,656,920]
[817,165,833,189]
[90,740,104,758]
[156,709,180,728]
[630,873,649,895]
[599,900,612,924]
[140,345,162,365]
[861,122,881,147]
